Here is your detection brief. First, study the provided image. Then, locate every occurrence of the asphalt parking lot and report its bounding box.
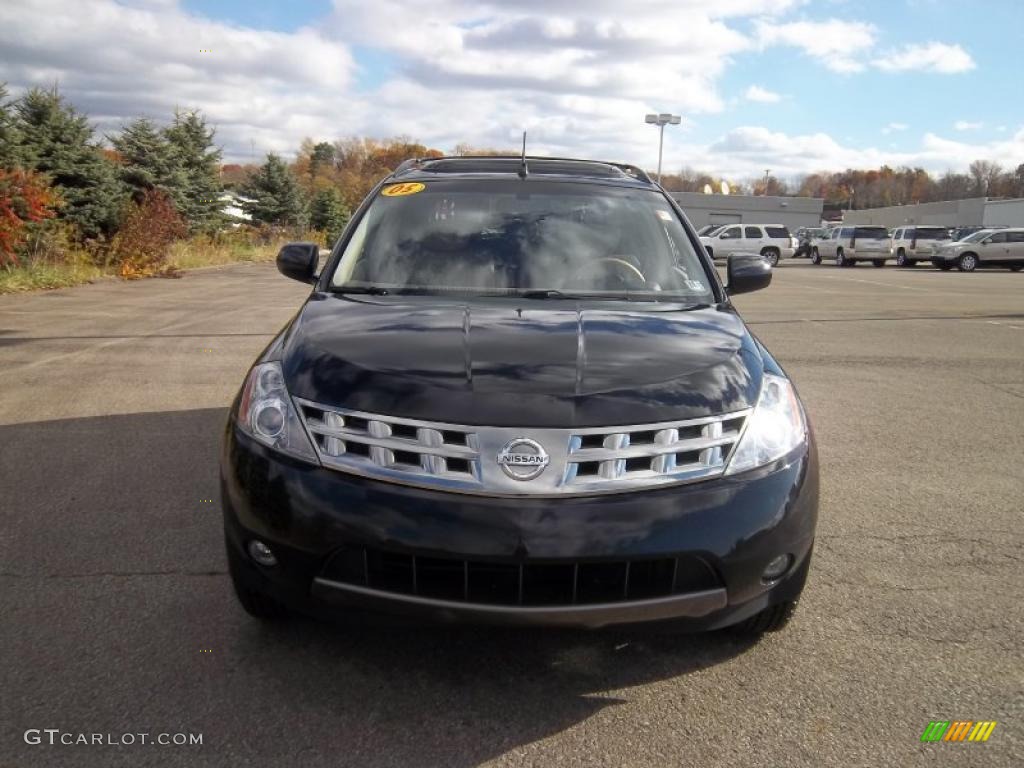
[1,259,1022,767]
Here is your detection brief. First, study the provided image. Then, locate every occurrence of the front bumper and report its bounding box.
[221,420,818,630]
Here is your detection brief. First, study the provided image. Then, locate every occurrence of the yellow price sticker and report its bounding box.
[381,182,426,197]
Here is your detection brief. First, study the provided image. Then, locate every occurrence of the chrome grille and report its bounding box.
[296,400,484,493]
[563,412,748,492]
[295,398,749,496]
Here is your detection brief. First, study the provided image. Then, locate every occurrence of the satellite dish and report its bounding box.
[721,181,730,195]
[703,184,712,195]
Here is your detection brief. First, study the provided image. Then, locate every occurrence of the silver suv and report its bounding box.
[930,228,1024,272]
[811,226,890,267]
[700,224,795,266]
[890,226,951,267]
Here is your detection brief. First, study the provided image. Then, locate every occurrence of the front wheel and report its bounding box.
[227,543,289,620]
[811,248,821,265]
[958,253,979,272]
[729,600,799,634]
[761,248,780,267]
[873,259,886,268]
[836,250,848,267]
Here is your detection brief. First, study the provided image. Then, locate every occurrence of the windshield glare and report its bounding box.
[961,230,992,243]
[330,180,713,302]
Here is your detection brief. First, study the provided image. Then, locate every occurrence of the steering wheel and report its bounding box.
[577,257,647,289]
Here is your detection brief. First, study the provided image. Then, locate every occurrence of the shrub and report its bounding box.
[0,169,59,267]
[108,189,186,278]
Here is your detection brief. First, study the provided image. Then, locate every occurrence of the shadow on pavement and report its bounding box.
[1,408,757,767]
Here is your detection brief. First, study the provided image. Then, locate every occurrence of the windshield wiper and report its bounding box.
[518,289,576,299]
[329,285,391,295]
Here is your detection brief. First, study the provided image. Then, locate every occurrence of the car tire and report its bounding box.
[761,247,780,267]
[957,253,979,273]
[811,248,821,265]
[1010,265,1023,272]
[896,249,908,267]
[836,249,849,267]
[872,259,885,268]
[227,544,289,620]
[729,600,799,635]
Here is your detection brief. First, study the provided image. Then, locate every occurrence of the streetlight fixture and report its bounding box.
[645,113,681,184]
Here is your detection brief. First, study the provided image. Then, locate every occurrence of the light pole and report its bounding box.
[763,169,771,195]
[645,113,681,184]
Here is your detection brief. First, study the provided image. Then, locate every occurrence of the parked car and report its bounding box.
[930,228,1024,272]
[950,225,1006,242]
[700,223,795,266]
[811,226,890,266]
[220,155,818,634]
[794,227,827,258]
[890,225,951,266]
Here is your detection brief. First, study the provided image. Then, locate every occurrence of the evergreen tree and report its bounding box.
[0,84,24,170]
[309,187,350,245]
[163,109,223,230]
[309,141,336,178]
[110,118,188,211]
[15,87,123,239]
[242,153,306,226]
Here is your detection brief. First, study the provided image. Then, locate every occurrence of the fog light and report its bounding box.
[762,554,793,583]
[248,540,277,567]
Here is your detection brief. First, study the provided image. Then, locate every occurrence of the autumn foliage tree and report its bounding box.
[0,169,59,267]
[108,189,186,278]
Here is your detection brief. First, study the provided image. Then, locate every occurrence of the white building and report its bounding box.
[843,197,1024,228]
[670,192,824,231]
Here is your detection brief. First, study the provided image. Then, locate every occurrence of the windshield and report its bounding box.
[329,180,714,302]
[915,228,950,240]
[854,227,888,239]
[960,229,993,243]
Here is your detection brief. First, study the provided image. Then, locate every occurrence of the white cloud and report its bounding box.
[882,122,908,134]
[0,0,355,158]
[873,42,975,73]
[953,120,983,131]
[744,85,781,103]
[755,19,877,73]
[690,125,1024,180]
[0,0,1002,182]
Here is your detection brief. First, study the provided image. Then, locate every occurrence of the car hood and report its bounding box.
[275,295,764,428]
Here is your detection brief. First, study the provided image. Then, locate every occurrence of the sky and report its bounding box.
[1,0,1022,182]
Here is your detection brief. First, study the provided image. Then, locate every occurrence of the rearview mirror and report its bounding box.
[727,253,772,295]
[276,242,320,284]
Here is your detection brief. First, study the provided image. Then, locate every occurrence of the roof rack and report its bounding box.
[392,155,655,184]
[392,158,423,175]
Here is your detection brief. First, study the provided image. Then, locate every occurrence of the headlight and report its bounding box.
[725,373,807,475]
[237,361,319,463]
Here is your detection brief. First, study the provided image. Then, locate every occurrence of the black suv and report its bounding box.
[221,157,819,633]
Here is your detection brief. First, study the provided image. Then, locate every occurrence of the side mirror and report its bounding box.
[276,242,320,284]
[727,253,772,295]
[981,238,992,245]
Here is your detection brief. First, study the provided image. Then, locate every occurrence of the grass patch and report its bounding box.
[1,235,289,294]
[166,237,280,271]
[0,260,107,293]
